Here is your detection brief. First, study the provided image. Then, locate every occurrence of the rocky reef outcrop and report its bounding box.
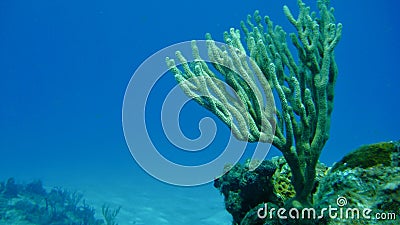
[214,141,400,225]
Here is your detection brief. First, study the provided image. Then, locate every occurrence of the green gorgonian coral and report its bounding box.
[166,0,342,209]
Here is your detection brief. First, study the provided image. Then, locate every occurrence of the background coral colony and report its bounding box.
[0,0,399,224]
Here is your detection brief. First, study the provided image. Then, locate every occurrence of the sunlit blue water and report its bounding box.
[1,0,399,224]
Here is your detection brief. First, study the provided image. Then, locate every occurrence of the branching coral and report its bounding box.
[166,0,342,209]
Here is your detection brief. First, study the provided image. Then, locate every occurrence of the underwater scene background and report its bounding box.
[1,0,399,224]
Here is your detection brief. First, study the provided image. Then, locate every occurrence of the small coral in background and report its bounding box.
[0,178,120,225]
[102,204,121,225]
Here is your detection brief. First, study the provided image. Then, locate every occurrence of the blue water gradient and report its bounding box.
[0,0,399,198]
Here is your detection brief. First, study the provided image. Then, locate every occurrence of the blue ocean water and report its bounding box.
[1,0,399,224]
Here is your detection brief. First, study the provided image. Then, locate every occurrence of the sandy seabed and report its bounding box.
[44,171,231,225]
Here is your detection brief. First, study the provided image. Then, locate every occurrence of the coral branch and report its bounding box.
[167,0,342,208]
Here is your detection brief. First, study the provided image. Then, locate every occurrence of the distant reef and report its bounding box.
[214,140,400,225]
[0,178,120,225]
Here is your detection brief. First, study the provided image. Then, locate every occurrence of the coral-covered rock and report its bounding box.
[271,157,329,204]
[215,157,328,224]
[214,159,278,224]
[331,141,400,172]
[215,141,400,224]
[315,141,400,225]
